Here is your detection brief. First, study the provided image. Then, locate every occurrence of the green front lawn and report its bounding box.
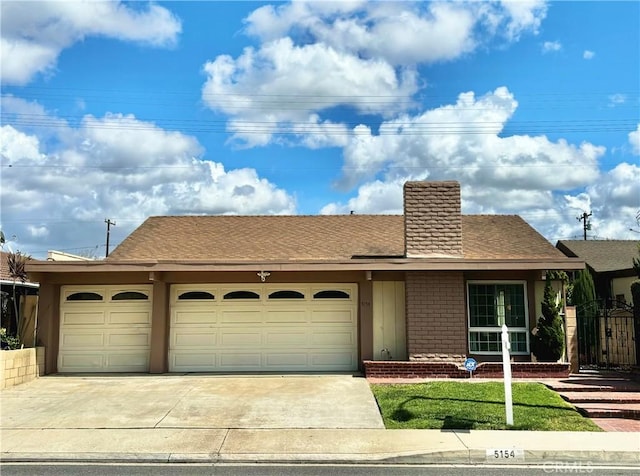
[371,382,602,431]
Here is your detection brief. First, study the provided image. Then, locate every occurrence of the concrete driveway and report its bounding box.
[0,374,384,430]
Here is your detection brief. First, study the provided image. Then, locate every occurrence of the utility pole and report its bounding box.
[105,219,116,257]
[576,211,592,241]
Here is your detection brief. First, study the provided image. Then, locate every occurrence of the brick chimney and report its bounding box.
[404,181,463,258]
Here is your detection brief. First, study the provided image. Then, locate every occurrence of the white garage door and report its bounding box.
[58,285,153,372]
[169,284,358,372]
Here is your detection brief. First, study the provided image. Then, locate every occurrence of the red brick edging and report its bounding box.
[363,360,570,379]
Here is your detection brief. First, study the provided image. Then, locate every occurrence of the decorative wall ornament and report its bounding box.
[257,271,271,282]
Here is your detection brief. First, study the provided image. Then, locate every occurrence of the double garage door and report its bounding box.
[58,283,357,373]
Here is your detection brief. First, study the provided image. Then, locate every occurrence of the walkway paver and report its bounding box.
[591,418,640,432]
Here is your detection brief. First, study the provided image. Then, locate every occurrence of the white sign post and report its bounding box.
[501,324,514,426]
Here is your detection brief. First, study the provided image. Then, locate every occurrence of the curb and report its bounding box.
[2,449,639,466]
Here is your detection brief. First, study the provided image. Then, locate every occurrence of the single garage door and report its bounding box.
[58,285,153,372]
[169,283,358,372]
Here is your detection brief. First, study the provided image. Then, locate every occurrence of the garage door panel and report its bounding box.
[220,330,262,346]
[60,331,105,348]
[220,310,262,324]
[265,329,307,345]
[106,353,149,370]
[107,331,150,347]
[173,331,217,348]
[265,353,308,367]
[265,310,307,323]
[62,312,105,325]
[311,310,354,323]
[174,310,217,325]
[172,352,216,369]
[311,352,354,367]
[219,353,262,368]
[109,310,151,325]
[59,353,104,370]
[311,331,354,346]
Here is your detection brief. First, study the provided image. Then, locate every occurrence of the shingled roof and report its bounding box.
[556,240,639,273]
[106,214,567,262]
[1,251,38,285]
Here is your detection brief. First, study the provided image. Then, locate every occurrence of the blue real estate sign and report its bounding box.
[464,357,477,372]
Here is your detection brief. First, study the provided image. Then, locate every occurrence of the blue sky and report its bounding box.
[1,0,639,259]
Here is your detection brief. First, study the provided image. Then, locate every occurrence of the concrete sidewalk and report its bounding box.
[1,427,639,465]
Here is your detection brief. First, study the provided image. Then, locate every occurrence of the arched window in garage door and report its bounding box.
[268,290,305,299]
[223,290,260,300]
[178,291,215,300]
[313,290,350,299]
[66,292,103,301]
[112,291,149,301]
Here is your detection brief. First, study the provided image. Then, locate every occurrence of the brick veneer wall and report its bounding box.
[406,271,467,361]
[404,181,463,258]
[363,360,570,379]
[0,347,45,390]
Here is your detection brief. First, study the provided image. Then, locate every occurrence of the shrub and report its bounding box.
[1,327,22,350]
[531,277,565,362]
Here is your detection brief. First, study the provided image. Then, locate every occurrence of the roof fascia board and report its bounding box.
[0,279,40,288]
[26,258,584,273]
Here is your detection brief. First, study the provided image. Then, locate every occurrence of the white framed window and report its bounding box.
[467,281,529,355]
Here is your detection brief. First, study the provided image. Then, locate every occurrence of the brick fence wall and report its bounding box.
[0,347,45,390]
[363,360,570,379]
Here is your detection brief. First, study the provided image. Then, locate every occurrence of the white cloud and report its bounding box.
[204,1,548,148]
[0,108,295,257]
[583,50,595,59]
[320,87,623,240]
[244,1,547,64]
[542,40,561,53]
[575,163,640,239]
[320,177,411,215]
[608,93,627,107]
[497,0,547,41]
[202,37,418,146]
[334,87,602,193]
[0,1,181,85]
[628,124,640,155]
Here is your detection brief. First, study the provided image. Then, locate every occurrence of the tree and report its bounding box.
[6,251,30,343]
[633,242,640,279]
[572,269,596,308]
[531,275,565,362]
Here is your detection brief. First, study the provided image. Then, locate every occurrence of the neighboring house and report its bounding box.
[27,181,582,375]
[47,250,94,262]
[556,240,639,305]
[1,250,39,345]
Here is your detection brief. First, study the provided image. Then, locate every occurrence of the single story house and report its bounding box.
[556,240,639,306]
[27,181,583,375]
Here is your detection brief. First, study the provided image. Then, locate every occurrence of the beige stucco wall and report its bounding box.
[564,306,578,373]
[612,276,636,305]
[0,347,45,389]
[533,279,564,326]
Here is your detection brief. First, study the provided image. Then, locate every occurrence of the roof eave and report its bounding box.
[0,279,40,288]
[26,257,585,274]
